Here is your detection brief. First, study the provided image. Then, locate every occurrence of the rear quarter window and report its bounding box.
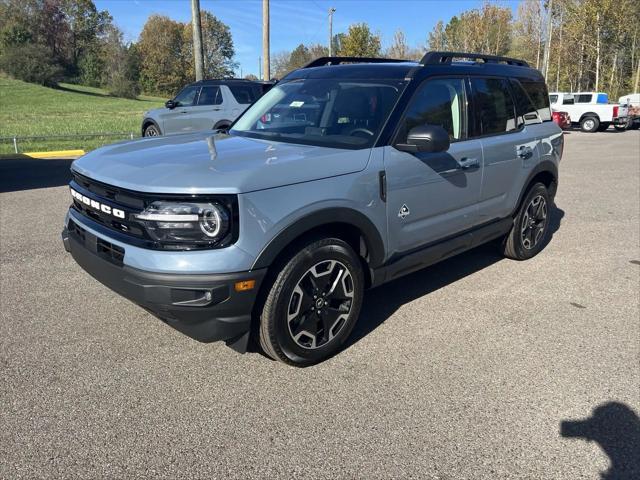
[228,85,259,104]
[518,80,552,121]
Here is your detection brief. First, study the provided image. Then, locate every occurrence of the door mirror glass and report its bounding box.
[397,124,450,153]
[165,100,176,109]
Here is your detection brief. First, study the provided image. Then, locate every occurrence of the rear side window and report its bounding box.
[510,79,539,128]
[518,80,552,121]
[197,86,222,105]
[399,77,467,142]
[563,96,575,105]
[228,85,258,104]
[574,94,592,103]
[471,78,517,135]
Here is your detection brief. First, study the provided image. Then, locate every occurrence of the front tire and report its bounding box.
[580,116,599,132]
[143,124,161,137]
[259,238,364,367]
[503,183,551,260]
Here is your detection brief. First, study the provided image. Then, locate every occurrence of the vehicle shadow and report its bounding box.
[345,205,565,349]
[561,402,640,479]
[0,156,74,193]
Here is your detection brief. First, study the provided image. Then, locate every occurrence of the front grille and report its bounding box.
[70,172,150,244]
[69,171,239,250]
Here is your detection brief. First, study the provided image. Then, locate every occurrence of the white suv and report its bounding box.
[141,80,272,136]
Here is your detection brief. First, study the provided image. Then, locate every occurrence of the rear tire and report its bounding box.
[259,238,364,367]
[503,183,551,261]
[580,116,599,132]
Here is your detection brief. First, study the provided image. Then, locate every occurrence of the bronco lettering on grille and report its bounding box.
[70,188,125,219]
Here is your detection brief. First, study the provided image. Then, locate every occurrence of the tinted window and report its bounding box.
[399,78,467,142]
[510,79,539,128]
[519,80,552,121]
[198,86,222,105]
[563,96,575,105]
[549,94,558,104]
[471,78,517,135]
[575,94,592,103]
[174,86,199,107]
[228,85,258,104]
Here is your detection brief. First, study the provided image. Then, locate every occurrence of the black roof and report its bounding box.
[282,52,544,82]
[189,79,263,87]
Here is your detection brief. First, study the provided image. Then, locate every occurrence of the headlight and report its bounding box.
[135,201,230,248]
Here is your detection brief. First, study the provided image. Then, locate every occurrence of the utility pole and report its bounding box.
[258,57,262,80]
[541,0,553,79]
[190,0,205,81]
[328,7,336,56]
[262,0,270,80]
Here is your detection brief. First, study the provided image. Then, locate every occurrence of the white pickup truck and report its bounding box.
[618,93,640,130]
[549,92,629,132]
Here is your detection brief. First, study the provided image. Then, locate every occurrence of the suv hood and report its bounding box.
[72,132,371,194]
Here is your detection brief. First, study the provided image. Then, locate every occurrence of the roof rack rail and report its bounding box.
[301,56,408,69]
[421,51,529,67]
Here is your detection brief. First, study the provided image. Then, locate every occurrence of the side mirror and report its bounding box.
[523,111,542,125]
[396,124,450,153]
[165,100,177,109]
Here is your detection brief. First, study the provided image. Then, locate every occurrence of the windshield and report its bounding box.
[230,78,406,149]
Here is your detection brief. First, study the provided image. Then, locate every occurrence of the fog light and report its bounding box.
[234,280,255,292]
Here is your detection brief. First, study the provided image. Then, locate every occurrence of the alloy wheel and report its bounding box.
[287,260,354,349]
[520,195,548,250]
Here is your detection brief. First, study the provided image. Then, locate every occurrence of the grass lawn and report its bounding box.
[0,76,165,154]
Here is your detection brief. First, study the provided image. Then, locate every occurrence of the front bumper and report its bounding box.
[62,220,266,352]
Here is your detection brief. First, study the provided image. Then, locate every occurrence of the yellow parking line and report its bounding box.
[23,150,85,158]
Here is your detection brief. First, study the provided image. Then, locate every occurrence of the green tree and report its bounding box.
[0,42,63,86]
[137,14,188,95]
[101,24,139,98]
[183,11,237,79]
[427,1,512,55]
[338,23,381,57]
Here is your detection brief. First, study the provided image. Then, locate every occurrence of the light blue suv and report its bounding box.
[63,52,563,366]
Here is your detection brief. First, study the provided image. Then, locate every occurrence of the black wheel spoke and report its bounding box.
[521,195,547,250]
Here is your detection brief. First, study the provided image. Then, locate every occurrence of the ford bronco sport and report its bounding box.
[62,52,563,366]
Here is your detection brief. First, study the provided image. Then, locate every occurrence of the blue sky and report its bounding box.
[95,0,519,77]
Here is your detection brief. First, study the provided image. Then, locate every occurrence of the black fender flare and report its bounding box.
[252,207,386,270]
[141,118,161,136]
[512,160,558,215]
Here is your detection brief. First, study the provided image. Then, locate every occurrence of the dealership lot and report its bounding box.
[1,131,639,478]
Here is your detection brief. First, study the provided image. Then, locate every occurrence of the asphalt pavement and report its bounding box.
[1,130,639,479]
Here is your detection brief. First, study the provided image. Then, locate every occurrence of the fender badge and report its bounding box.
[398,204,410,219]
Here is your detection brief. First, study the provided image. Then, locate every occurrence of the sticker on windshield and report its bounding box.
[289,101,304,107]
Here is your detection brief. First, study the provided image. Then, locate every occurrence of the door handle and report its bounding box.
[518,146,533,159]
[179,110,188,114]
[458,157,479,169]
